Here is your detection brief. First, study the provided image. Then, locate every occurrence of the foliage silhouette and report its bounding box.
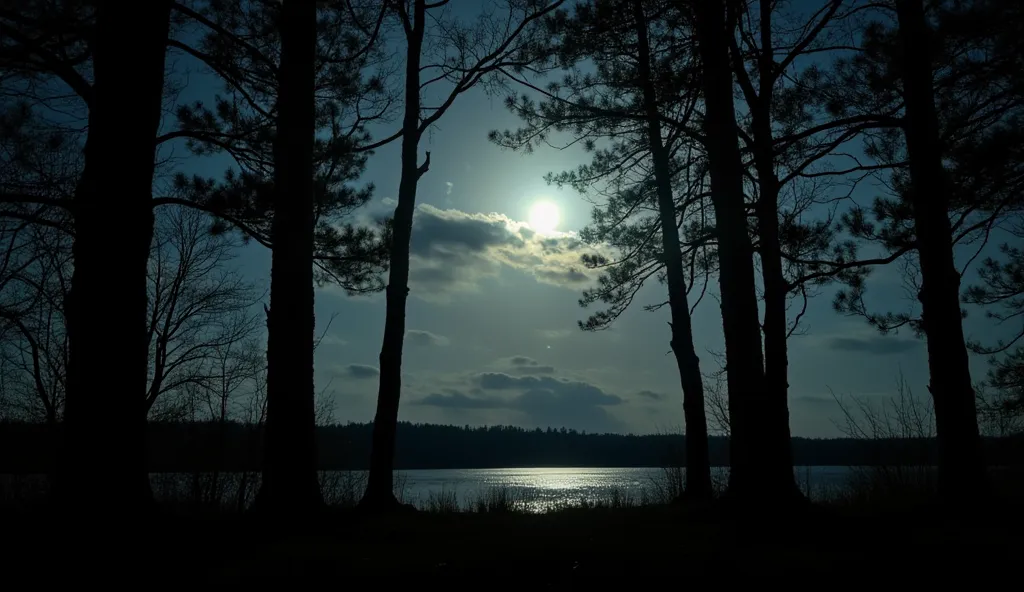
[361,0,568,511]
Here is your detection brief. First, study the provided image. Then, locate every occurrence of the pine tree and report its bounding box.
[492,0,715,499]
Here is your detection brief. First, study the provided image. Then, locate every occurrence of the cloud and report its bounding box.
[381,197,397,207]
[535,268,589,284]
[445,181,454,195]
[504,356,556,375]
[636,390,666,401]
[512,388,623,432]
[406,329,450,347]
[415,373,625,433]
[344,364,380,379]
[418,390,502,409]
[827,335,921,355]
[475,373,623,406]
[538,328,574,340]
[406,204,612,299]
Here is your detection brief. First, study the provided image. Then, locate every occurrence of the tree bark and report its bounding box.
[894,0,986,504]
[633,0,712,500]
[256,0,323,515]
[692,0,773,503]
[57,0,171,518]
[746,0,802,501]
[361,0,427,510]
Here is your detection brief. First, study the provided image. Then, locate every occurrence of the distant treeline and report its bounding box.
[1,421,1022,473]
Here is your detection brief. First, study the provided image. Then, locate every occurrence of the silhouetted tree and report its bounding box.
[151,0,396,514]
[0,108,74,424]
[161,0,393,291]
[1,0,391,514]
[691,0,783,504]
[0,221,69,426]
[362,0,567,510]
[50,0,172,514]
[722,0,908,503]
[490,0,715,499]
[965,233,1024,428]
[822,0,1024,503]
[891,0,985,502]
[251,0,322,515]
[177,336,264,509]
[144,207,264,418]
[630,0,711,499]
[0,205,263,427]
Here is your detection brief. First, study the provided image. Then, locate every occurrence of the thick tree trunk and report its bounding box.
[57,0,171,518]
[256,0,323,516]
[633,0,712,500]
[753,177,802,501]
[361,0,427,510]
[748,0,802,502]
[894,0,986,504]
[693,0,774,503]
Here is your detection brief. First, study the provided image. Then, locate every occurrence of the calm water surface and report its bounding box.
[2,466,860,512]
[392,466,855,511]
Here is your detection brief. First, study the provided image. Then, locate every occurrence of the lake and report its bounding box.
[375,466,856,511]
[3,466,862,512]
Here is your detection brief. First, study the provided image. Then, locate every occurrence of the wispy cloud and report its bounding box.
[406,204,613,300]
[406,329,451,347]
[636,390,666,401]
[827,335,921,355]
[343,364,380,379]
[538,328,574,340]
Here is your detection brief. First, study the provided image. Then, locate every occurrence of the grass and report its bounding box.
[2,467,1022,583]
[8,494,1018,582]
[5,464,1021,515]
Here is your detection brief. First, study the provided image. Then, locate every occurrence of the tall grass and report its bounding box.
[423,486,460,514]
[828,370,941,507]
[470,485,531,513]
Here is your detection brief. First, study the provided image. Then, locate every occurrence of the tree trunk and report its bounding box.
[692,0,771,503]
[256,0,323,516]
[752,170,802,501]
[633,0,712,500]
[894,0,986,504]
[361,0,428,510]
[747,0,802,502]
[57,0,171,518]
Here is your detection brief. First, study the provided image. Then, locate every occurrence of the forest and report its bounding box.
[1,0,1023,551]
[0,419,1020,472]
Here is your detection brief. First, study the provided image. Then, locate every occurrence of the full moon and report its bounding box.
[529,201,560,234]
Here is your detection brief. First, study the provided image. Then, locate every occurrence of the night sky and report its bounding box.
[154,1,1013,438]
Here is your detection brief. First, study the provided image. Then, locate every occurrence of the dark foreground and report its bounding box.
[3,501,1020,584]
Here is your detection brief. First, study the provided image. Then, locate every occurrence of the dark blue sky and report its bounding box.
[153,1,1015,437]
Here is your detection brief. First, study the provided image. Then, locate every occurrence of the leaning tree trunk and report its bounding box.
[633,0,712,500]
[57,0,171,518]
[894,0,986,504]
[747,0,802,503]
[360,0,428,510]
[256,0,323,516]
[692,0,771,504]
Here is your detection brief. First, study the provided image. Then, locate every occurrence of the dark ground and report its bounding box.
[3,500,1019,584]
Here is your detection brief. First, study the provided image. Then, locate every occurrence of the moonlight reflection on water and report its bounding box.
[5,466,857,512]
[392,466,853,512]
